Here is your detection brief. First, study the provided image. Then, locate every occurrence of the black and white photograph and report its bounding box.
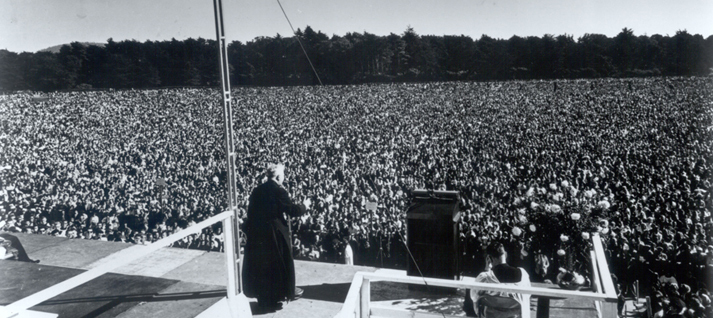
[1,0,712,317]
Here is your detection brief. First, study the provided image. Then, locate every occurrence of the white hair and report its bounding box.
[266,163,285,180]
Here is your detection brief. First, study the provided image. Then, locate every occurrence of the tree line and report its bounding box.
[1,27,711,91]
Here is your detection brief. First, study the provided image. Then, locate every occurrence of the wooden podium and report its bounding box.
[406,190,461,282]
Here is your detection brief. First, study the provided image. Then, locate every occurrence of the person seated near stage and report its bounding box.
[0,239,15,260]
[0,233,40,263]
[464,242,531,318]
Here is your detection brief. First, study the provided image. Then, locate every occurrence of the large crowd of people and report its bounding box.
[1,77,711,317]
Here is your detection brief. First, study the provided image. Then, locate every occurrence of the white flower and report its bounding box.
[601,227,609,235]
[599,219,609,228]
[519,215,527,224]
[512,227,522,236]
[581,232,590,240]
[561,180,570,188]
[550,204,562,213]
[529,224,536,232]
[622,243,630,251]
[574,272,585,285]
[557,249,566,256]
[560,234,569,242]
[570,213,581,220]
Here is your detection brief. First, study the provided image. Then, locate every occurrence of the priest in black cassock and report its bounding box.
[242,163,308,310]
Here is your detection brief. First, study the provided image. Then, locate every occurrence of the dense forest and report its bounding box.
[1,26,711,91]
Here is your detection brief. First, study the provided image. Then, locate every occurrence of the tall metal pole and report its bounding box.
[213,0,241,297]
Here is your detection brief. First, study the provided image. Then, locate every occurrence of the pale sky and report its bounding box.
[1,0,711,53]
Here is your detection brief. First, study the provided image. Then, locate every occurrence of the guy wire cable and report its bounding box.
[396,228,429,287]
[275,0,323,86]
[275,0,337,135]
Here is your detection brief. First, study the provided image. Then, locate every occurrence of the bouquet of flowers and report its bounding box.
[517,197,614,281]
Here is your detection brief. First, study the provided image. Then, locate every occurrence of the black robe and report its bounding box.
[242,179,306,302]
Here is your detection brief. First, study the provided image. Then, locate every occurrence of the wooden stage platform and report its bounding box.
[0,233,597,317]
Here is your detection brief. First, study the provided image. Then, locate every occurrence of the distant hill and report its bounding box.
[38,42,105,53]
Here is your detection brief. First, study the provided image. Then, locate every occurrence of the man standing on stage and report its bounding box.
[242,163,309,310]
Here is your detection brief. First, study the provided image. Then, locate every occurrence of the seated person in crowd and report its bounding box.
[464,242,530,318]
[0,233,40,263]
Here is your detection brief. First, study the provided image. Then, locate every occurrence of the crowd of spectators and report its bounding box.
[1,77,711,317]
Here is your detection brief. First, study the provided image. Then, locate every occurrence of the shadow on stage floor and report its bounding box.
[0,260,224,318]
[299,282,352,303]
[40,290,228,318]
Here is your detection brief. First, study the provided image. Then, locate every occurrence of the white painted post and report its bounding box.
[591,250,603,317]
[591,233,619,318]
[354,286,360,318]
[224,214,239,298]
[360,277,370,318]
[591,233,616,298]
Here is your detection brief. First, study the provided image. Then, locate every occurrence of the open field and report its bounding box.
[2,78,712,315]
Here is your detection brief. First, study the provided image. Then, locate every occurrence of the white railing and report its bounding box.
[0,209,241,318]
[591,233,619,318]
[336,233,618,318]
